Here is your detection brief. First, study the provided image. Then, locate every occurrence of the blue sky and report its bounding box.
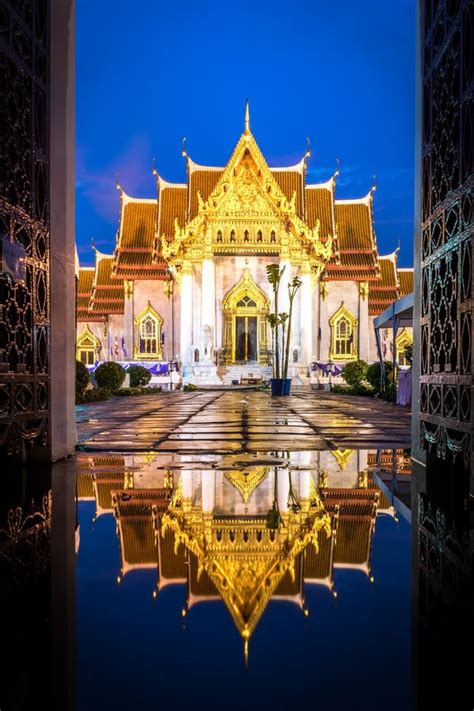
[76,0,416,267]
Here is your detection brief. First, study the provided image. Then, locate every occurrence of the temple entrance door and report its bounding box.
[235,316,258,362]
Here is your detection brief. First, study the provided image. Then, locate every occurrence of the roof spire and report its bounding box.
[304,136,311,160]
[244,98,250,134]
[182,137,188,158]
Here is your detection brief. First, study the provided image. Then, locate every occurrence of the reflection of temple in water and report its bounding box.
[77,450,406,660]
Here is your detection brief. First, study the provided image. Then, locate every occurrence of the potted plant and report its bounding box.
[266,265,302,396]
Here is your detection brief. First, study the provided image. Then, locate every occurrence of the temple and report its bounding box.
[76,103,413,384]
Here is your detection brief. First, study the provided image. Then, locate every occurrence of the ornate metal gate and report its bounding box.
[0,0,50,454]
[420,0,472,470]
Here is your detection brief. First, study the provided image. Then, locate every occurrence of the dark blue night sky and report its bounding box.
[76,0,416,267]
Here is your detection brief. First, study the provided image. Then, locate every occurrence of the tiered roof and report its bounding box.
[76,108,413,321]
[113,190,168,280]
[77,267,100,321]
[322,191,379,281]
[368,251,414,315]
[89,251,124,316]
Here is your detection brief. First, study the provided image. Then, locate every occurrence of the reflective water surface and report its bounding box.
[76,448,412,711]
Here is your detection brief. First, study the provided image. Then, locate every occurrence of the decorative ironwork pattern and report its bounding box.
[0,0,50,455]
[420,0,473,466]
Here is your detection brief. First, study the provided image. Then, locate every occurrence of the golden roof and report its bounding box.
[305,182,335,239]
[323,194,379,280]
[272,170,303,218]
[89,252,125,315]
[189,169,224,220]
[368,253,400,315]
[158,183,188,239]
[77,268,96,321]
[398,268,414,296]
[113,192,168,280]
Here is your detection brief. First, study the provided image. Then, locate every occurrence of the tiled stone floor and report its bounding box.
[76,389,411,453]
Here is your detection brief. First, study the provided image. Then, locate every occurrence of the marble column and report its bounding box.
[201,258,215,359]
[300,266,313,366]
[123,280,134,359]
[180,264,193,366]
[201,471,216,513]
[277,469,290,513]
[358,282,370,362]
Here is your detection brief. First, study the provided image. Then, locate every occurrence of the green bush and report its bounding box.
[94,361,125,392]
[116,386,161,396]
[127,365,152,388]
[341,360,368,387]
[183,383,197,392]
[76,360,90,399]
[331,383,374,397]
[77,387,112,404]
[366,361,393,393]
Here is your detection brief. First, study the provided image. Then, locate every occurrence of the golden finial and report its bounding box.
[370,175,377,195]
[182,137,188,158]
[244,98,250,134]
[304,136,311,160]
[152,157,158,178]
[334,158,340,180]
[115,173,122,192]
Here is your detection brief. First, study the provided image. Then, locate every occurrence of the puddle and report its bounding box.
[75,447,412,710]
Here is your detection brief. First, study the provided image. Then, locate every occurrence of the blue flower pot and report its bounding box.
[270,378,283,396]
[282,378,292,396]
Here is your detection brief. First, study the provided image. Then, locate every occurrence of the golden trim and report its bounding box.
[134,301,163,359]
[222,270,270,364]
[76,325,102,364]
[329,303,358,361]
[331,449,354,470]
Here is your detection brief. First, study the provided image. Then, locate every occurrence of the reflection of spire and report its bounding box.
[243,637,249,669]
[244,98,250,134]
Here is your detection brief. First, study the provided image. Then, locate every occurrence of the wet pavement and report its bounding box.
[77,389,411,454]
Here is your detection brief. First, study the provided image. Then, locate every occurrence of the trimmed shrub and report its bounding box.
[77,387,112,404]
[183,383,197,392]
[128,365,152,388]
[366,361,393,393]
[76,360,90,400]
[341,360,368,387]
[94,361,125,392]
[116,386,161,396]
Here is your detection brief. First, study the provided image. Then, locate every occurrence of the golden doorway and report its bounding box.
[222,270,270,364]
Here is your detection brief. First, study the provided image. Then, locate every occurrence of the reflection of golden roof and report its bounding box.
[162,498,331,655]
[113,490,169,578]
[224,467,269,503]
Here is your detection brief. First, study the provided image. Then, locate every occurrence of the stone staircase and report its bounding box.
[219,364,273,386]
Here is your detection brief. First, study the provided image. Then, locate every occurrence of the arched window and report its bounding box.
[216,230,223,243]
[257,230,263,242]
[329,304,357,361]
[194,348,200,363]
[270,230,276,243]
[134,302,163,359]
[244,229,249,242]
[230,230,236,242]
[76,325,101,365]
[396,328,413,366]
